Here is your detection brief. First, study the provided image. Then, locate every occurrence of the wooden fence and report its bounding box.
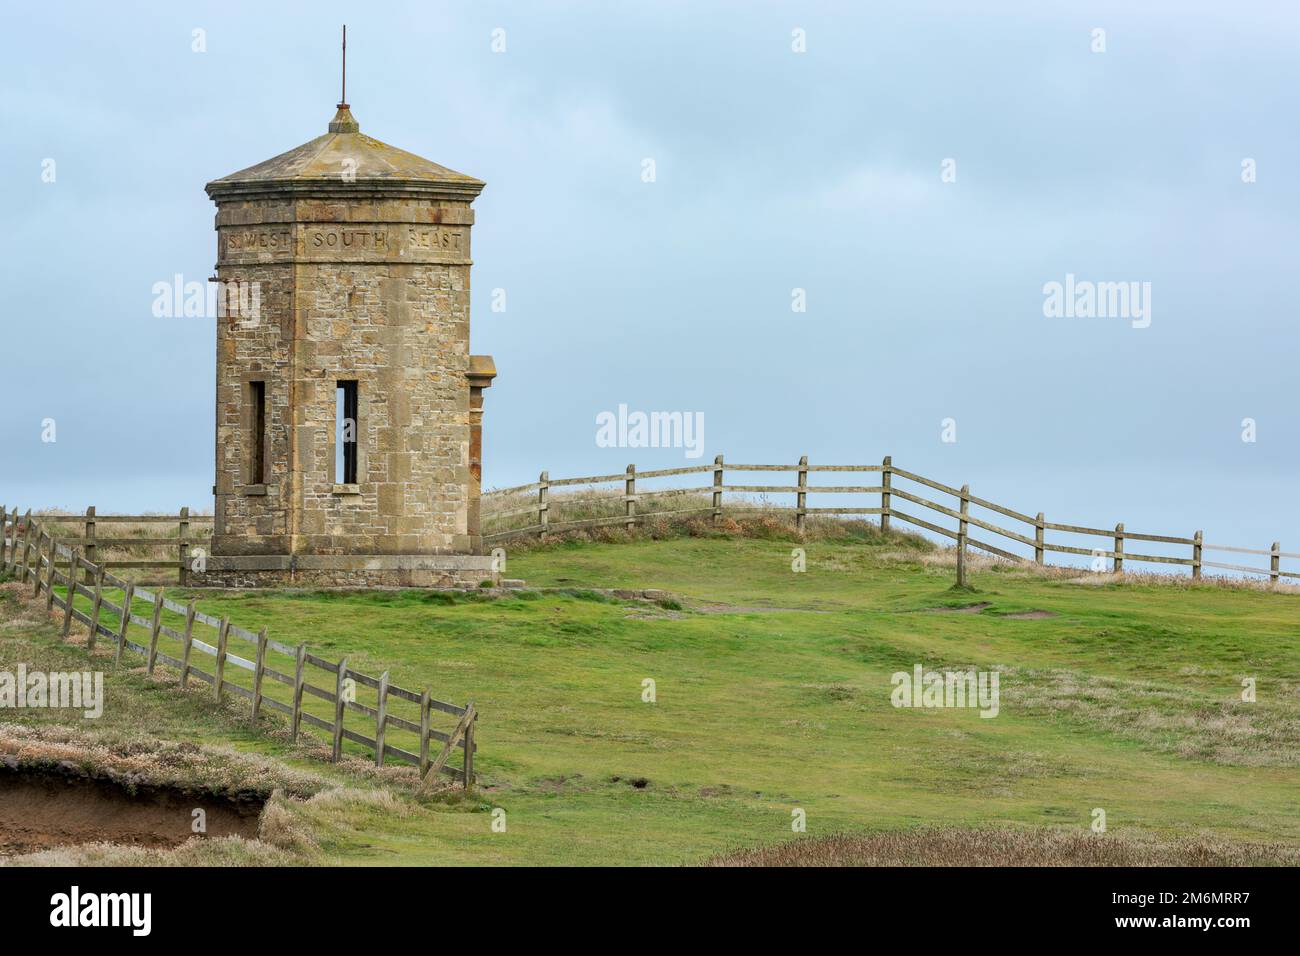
[10,507,212,585]
[481,455,1300,584]
[0,510,477,789]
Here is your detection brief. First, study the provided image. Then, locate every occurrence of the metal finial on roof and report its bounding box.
[329,25,359,133]
[338,25,348,109]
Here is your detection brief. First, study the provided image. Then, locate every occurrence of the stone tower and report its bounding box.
[197,101,499,588]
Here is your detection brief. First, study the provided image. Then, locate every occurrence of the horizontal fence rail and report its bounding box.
[0,510,477,789]
[480,456,1298,584]
[18,507,212,585]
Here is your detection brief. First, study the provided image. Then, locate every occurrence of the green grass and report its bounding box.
[3,530,1298,865]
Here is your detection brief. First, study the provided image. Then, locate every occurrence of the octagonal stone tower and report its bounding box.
[197,103,499,588]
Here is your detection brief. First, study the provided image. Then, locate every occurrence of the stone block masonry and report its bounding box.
[197,104,498,589]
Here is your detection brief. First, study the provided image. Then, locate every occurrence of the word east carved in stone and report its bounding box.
[407,228,463,252]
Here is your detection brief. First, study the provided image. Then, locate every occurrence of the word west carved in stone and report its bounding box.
[225,229,293,252]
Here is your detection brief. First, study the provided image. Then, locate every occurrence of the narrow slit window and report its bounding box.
[336,381,358,484]
[249,381,266,484]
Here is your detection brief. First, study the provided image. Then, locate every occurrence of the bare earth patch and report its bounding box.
[0,768,261,854]
[693,603,830,615]
[924,602,992,614]
[706,827,1300,867]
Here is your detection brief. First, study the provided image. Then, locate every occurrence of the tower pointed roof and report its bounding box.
[206,106,484,201]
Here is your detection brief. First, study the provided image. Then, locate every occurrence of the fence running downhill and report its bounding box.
[481,455,1300,584]
[0,511,478,790]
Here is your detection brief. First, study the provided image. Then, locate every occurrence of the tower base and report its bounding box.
[192,554,501,590]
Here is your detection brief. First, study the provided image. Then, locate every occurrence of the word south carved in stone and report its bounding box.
[311,228,388,249]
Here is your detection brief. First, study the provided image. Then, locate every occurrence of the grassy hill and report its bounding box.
[2,524,1297,865]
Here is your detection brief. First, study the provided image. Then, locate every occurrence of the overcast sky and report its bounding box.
[3,1,1297,557]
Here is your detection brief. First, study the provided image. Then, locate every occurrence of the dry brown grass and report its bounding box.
[918,544,1300,593]
[0,722,324,801]
[1000,667,1300,767]
[0,723,332,867]
[2,834,298,867]
[0,724,434,867]
[484,488,1289,591]
[15,510,213,585]
[485,489,932,553]
[706,827,1300,867]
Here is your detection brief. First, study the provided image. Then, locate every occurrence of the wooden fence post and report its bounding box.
[537,471,549,538]
[291,643,306,740]
[178,506,190,586]
[180,600,196,686]
[8,507,16,570]
[1035,512,1045,565]
[712,455,724,523]
[426,701,476,789]
[1113,523,1125,574]
[146,588,164,674]
[87,567,105,652]
[114,583,134,666]
[61,551,79,638]
[252,627,268,719]
[19,511,33,583]
[44,538,59,609]
[1,506,8,570]
[625,465,636,531]
[1192,531,1203,581]
[332,656,349,761]
[419,688,431,778]
[880,456,892,534]
[213,617,230,701]
[956,485,969,587]
[31,532,45,596]
[796,456,808,534]
[84,506,96,582]
[958,485,970,539]
[1270,542,1280,587]
[463,711,476,792]
[375,671,389,767]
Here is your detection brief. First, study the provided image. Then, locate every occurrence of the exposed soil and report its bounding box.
[693,603,830,615]
[0,767,263,855]
[925,602,992,614]
[1000,610,1057,620]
